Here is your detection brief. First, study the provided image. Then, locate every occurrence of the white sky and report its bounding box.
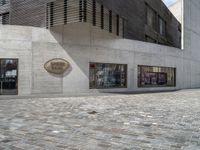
[162,0,177,6]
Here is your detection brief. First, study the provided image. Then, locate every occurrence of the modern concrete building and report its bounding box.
[169,0,183,23]
[0,0,199,96]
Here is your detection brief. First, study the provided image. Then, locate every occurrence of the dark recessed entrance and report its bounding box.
[0,59,18,95]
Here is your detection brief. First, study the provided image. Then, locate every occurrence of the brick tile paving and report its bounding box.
[0,90,200,149]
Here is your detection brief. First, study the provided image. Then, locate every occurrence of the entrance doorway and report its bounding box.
[0,59,18,95]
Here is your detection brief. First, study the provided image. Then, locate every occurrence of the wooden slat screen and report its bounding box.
[46,0,124,37]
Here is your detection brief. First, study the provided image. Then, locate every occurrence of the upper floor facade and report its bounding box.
[0,0,181,48]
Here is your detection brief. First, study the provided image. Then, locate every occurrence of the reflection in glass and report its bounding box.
[90,63,127,89]
[0,59,18,95]
[138,65,176,87]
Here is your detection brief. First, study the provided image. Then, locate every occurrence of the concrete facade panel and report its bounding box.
[0,23,184,95]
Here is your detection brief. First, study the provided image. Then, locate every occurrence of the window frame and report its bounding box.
[0,58,19,95]
[89,62,128,89]
[138,65,176,88]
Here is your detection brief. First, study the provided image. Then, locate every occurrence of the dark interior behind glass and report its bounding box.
[0,59,18,95]
[90,63,127,89]
[138,65,176,88]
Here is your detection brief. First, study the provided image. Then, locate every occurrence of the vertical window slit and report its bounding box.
[109,10,112,33]
[50,2,54,27]
[79,0,83,22]
[101,5,104,29]
[64,0,68,24]
[116,15,119,36]
[46,4,49,28]
[92,0,96,26]
[83,0,87,22]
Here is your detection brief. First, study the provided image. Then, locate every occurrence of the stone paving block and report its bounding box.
[1,90,200,149]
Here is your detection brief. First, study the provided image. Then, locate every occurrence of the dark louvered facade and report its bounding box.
[0,0,181,48]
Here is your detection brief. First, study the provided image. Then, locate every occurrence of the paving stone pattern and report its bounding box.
[0,90,200,150]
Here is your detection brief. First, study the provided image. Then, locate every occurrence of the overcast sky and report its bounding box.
[162,0,177,6]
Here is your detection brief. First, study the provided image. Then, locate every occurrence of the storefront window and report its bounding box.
[0,59,18,95]
[138,65,176,87]
[90,63,127,89]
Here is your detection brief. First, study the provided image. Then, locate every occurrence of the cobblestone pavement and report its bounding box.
[1,90,200,150]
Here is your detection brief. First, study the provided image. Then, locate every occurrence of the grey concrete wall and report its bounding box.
[0,23,184,95]
[0,25,32,95]
[182,0,200,88]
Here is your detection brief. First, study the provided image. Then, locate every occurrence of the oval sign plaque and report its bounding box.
[44,58,70,75]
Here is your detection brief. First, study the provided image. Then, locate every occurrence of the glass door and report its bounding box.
[0,59,18,95]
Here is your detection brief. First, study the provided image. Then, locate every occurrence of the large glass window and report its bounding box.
[89,63,127,89]
[138,65,176,88]
[146,5,156,30]
[0,59,18,95]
